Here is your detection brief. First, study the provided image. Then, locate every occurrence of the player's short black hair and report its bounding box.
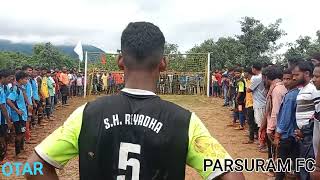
[244,67,254,75]
[252,63,262,71]
[0,69,15,78]
[121,22,165,70]
[263,62,274,68]
[295,61,314,76]
[228,67,235,72]
[311,52,320,61]
[41,67,48,71]
[288,57,304,66]
[234,67,242,73]
[22,65,33,71]
[262,66,283,80]
[15,71,29,81]
[0,70,4,78]
[283,68,293,75]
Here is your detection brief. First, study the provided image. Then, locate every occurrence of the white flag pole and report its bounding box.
[78,59,81,72]
[84,51,88,98]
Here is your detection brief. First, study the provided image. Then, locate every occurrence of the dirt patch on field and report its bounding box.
[0,95,269,180]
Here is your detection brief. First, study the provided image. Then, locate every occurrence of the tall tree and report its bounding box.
[0,51,30,69]
[284,34,320,61]
[237,17,286,65]
[32,43,76,68]
[187,17,285,69]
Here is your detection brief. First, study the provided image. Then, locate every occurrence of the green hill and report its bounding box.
[0,39,105,58]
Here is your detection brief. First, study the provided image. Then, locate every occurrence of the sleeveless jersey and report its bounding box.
[34,88,233,180]
[78,91,191,179]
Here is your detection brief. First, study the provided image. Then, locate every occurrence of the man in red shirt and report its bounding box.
[58,67,69,106]
[215,70,222,97]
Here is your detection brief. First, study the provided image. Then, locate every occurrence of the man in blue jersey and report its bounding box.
[22,65,34,143]
[6,71,29,159]
[3,70,15,145]
[0,69,13,164]
[31,68,40,128]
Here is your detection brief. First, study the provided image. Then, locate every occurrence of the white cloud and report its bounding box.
[0,0,319,52]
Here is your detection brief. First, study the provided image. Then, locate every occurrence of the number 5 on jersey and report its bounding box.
[117,142,141,180]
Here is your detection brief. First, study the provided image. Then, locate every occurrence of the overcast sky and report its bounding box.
[0,0,319,53]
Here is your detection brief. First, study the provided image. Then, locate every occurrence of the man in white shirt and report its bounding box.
[101,73,109,93]
[247,63,267,152]
[293,61,316,180]
[76,73,84,96]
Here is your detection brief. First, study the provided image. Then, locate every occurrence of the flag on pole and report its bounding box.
[101,54,106,65]
[74,41,83,61]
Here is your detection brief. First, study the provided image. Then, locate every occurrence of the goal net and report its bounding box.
[160,53,210,96]
[83,52,211,96]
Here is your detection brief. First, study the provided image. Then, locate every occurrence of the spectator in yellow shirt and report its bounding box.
[243,68,258,144]
[40,68,51,121]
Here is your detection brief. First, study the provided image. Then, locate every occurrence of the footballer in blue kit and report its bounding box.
[6,71,29,157]
[0,69,14,163]
[30,75,40,128]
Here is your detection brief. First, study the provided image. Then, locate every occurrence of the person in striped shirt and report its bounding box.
[293,61,316,180]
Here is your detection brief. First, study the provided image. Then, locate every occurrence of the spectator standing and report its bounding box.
[243,68,257,144]
[6,71,29,159]
[22,65,34,143]
[215,70,222,97]
[211,71,218,97]
[293,61,316,180]
[274,68,299,180]
[311,63,320,180]
[247,63,267,152]
[30,69,40,128]
[92,73,98,95]
[222,73,230,106]
[107,73,114,94]
[101,73,108,93]
[58,67,70,106]
[76,73,84,96]
[47,71,56,116]
[233,68,246,130]
[52,71,60,109]
[262,66,287,177]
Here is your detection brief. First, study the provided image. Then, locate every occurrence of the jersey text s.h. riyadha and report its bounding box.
[104,114,163,133]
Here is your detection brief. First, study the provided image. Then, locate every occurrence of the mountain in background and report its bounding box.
[0,39,105,59]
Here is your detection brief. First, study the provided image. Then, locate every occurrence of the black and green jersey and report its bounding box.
[35,88,232,180]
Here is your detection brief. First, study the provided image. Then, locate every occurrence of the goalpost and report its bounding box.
[83,51,212,97]
[83,51,119,97]
[163,53,211,96]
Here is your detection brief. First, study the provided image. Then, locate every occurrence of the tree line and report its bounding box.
[167,17,320,70]
[1,16,320,71]
[0,42,76,69]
